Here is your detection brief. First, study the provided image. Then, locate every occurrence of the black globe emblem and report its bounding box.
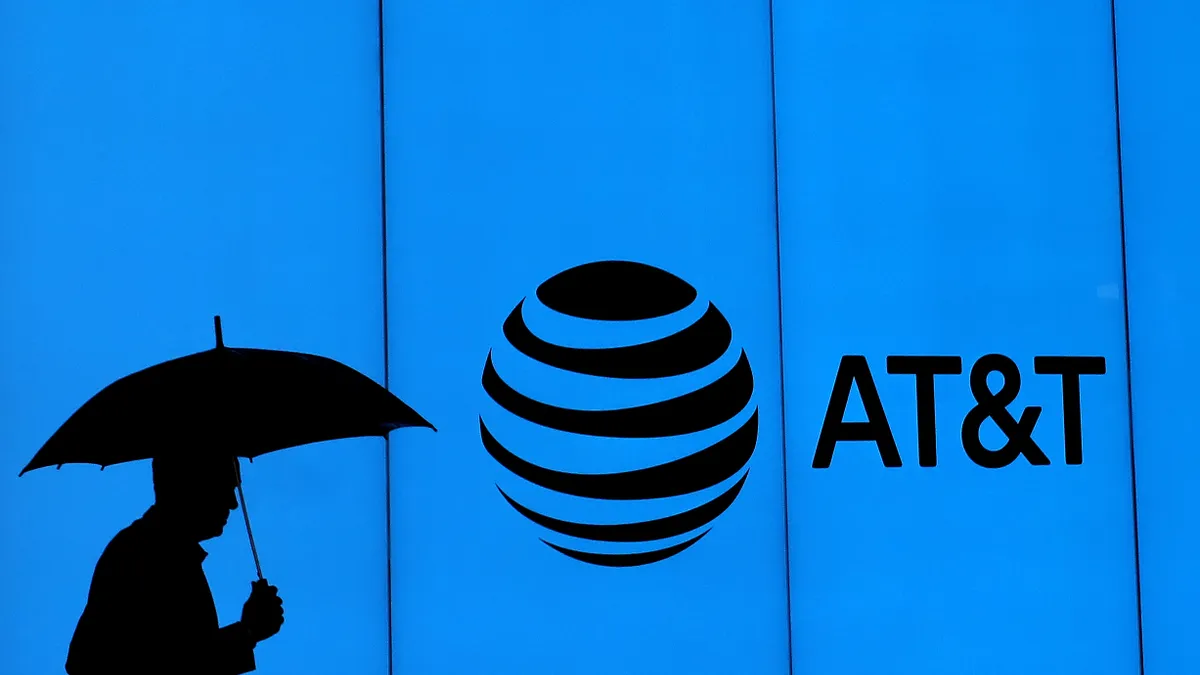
[480,261,758,567]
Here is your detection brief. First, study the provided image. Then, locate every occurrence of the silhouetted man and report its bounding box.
[65,454,285,674]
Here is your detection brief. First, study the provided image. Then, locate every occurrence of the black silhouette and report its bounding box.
[21,317,434,481]
[18,316,434,670]
[65,454,283,674]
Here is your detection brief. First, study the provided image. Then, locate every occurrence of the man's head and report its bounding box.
[151,453,240,542]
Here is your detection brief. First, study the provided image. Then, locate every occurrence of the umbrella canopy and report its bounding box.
[20,316,434,476]
[19,316,434,581]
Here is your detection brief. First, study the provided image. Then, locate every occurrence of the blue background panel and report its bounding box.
[773,1,1141,673]
[1115,0,1200,672]
[381,2,790,674]
[0,3,389,674]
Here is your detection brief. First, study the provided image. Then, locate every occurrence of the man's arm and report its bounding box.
[213,621,258,675]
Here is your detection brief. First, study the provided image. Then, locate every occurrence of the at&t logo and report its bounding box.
[479,261,757,567]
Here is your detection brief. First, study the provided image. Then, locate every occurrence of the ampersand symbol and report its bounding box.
[960,354,1050,468]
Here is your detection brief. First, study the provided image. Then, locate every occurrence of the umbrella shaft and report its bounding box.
[234,458,264,580]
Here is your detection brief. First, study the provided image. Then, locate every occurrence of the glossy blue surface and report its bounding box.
[774,1,1141,672]
[381,2,790,674]
[1116,1,1200,672]
[5,2,1193,674]
[0,3,390,674]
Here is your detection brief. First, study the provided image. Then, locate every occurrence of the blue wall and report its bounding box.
[1115,0,1200,672]
[774,1,1140,673]
[0,2,390,674]
[0,1,1193,674]
[380,3,789,674]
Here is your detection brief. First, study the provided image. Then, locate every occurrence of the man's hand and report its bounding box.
[240,579,284,643]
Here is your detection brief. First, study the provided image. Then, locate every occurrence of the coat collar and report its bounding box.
[140,504,209,564]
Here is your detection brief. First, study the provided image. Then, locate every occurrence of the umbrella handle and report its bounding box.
[234,456,264,581]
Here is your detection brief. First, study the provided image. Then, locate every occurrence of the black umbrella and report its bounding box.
[20,316,435,579]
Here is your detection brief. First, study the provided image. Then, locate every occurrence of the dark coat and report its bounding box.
[65,506,256,675]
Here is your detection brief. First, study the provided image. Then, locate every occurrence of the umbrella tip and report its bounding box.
[214,315,224,348]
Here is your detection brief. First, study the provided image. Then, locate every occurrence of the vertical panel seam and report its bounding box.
[1108,2,1146,673]
[766,2,796,673]
[377,0,395,673]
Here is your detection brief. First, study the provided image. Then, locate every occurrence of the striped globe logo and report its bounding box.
[480,261,758,567]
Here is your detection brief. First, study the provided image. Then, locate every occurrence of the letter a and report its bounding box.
[812,355,902,468]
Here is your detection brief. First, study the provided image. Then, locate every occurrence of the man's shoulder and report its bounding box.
[94,516,163,571]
